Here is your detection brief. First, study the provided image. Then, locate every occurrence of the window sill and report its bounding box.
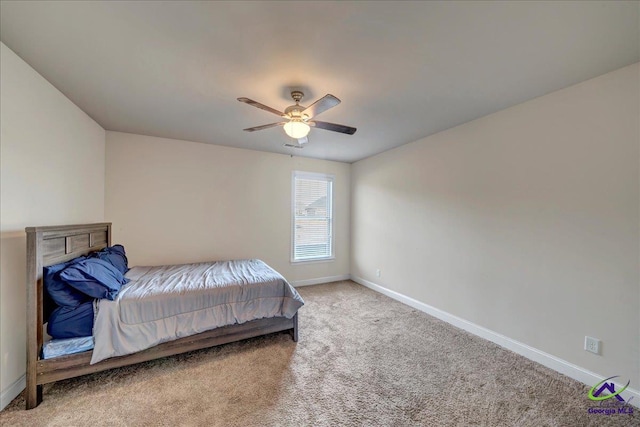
[290,257,336,265]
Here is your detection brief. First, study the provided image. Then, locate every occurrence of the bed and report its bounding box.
[25,222,302,409]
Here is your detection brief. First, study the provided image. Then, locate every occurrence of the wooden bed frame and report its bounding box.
[25,222,298,409]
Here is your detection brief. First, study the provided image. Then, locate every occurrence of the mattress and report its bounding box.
[91,259,303,364]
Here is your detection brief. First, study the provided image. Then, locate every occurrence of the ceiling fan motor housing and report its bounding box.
[285,91,307,119]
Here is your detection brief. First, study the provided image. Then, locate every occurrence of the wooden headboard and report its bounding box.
[25,222,111,405]
[26,223,111,268]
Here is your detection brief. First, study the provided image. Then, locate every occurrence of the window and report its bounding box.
[292,171,334,262]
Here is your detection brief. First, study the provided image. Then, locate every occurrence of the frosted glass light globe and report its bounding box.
[283,120,310,139]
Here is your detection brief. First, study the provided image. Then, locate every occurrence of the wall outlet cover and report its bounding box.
[584,336,601,355]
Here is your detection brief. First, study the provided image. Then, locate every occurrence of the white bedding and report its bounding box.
[91,259,304,364]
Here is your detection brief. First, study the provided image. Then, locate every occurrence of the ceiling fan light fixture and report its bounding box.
[283,120,310,139]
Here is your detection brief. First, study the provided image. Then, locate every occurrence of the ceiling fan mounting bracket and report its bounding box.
[290,90,304,104]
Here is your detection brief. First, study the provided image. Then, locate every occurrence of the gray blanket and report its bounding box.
[91,259,303,364]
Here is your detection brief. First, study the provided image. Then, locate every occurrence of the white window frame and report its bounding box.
[291,171,335,264]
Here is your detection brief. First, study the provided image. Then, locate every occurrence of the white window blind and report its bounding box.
[292,172,334,262]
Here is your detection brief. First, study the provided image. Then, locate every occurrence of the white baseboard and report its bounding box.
[351,276,640,408]
[1,374,24,411]
[290,274,351,287]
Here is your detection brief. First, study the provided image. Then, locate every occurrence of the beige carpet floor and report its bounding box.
[1,281,637,426]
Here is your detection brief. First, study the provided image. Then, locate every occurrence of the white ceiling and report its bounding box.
[1,1,638,163]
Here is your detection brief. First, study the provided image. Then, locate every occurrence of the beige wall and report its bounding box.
[105,132,350,284]
[0,43,105,405]
[351,63,639,387]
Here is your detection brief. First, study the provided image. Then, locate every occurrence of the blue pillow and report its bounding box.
[47,301,94,339]
[90,244,128,275]
[60,258,129,301]
[44,256,90,307]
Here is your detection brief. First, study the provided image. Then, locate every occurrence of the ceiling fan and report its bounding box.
[237,91,357,145]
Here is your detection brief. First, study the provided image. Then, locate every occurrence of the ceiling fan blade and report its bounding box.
[301,94,340,118]
[297,136,309,145]
[237,97,285,117]
[243,122,286,132]
[310,120,357,135]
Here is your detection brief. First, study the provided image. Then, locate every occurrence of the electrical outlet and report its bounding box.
[376,269,381,278]
[585,336,601,355]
